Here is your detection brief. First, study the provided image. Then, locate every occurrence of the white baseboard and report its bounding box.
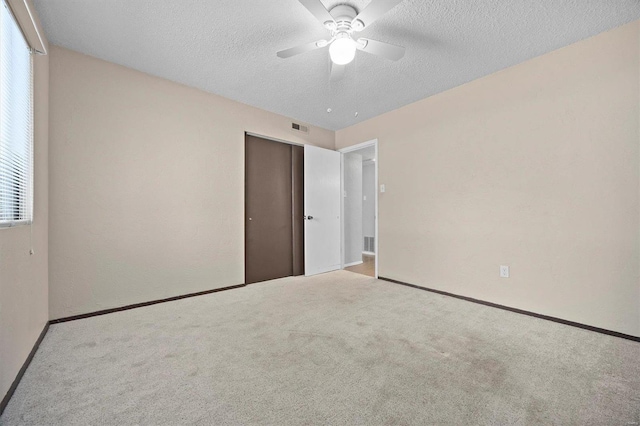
[362,251,375,256]
[344,260,363,268]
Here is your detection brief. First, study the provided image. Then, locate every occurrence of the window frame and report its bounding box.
[0,0,35,229]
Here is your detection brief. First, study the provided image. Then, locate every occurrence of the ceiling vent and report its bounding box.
[291,122,309,133]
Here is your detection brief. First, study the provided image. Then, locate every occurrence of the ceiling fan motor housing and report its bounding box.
[326,5,362,33]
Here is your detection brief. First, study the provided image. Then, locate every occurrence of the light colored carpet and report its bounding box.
[2,271,639,425]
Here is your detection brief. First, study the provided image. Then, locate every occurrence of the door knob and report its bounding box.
[305,215,314,220]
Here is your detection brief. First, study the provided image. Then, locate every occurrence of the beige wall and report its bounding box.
[48,46,334,320]
[0,37,49,401]
[337,21,640,337]
[47,21,640,336]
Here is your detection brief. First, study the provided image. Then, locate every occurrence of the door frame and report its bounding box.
[245,132,304,147]
[339,139,379,278]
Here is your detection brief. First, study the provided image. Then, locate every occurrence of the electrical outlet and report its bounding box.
[500,265,509,278]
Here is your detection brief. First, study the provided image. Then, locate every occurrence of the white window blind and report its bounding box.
[0,0,33,227]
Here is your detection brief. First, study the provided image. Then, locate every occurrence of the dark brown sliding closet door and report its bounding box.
[291,145,304,276]
[245,135,303,284]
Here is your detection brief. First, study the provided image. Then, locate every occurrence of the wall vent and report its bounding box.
[291,122,308,133]
[364,236,375,253]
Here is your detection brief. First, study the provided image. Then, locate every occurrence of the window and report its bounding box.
[0,0,34,227]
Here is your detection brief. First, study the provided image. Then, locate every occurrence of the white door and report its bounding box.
[304,145,341,276]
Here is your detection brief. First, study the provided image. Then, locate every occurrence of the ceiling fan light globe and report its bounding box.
[329,37,356,65]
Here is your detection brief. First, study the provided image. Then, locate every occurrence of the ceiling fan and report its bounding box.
[277,0,406,81]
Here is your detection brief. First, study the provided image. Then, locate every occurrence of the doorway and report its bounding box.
[245,134,304,284]
[340,140,378,278]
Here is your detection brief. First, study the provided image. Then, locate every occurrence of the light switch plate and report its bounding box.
[500,265,509,278]
[380,184,386,193]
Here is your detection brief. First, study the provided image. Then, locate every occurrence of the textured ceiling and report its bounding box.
[34,0,640,131]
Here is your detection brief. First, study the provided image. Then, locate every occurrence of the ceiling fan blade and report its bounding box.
[298,0,336,26]
[277,40,327,59]
[330,62,346,82]
[352,0,403,29]
[357,38,405,61]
